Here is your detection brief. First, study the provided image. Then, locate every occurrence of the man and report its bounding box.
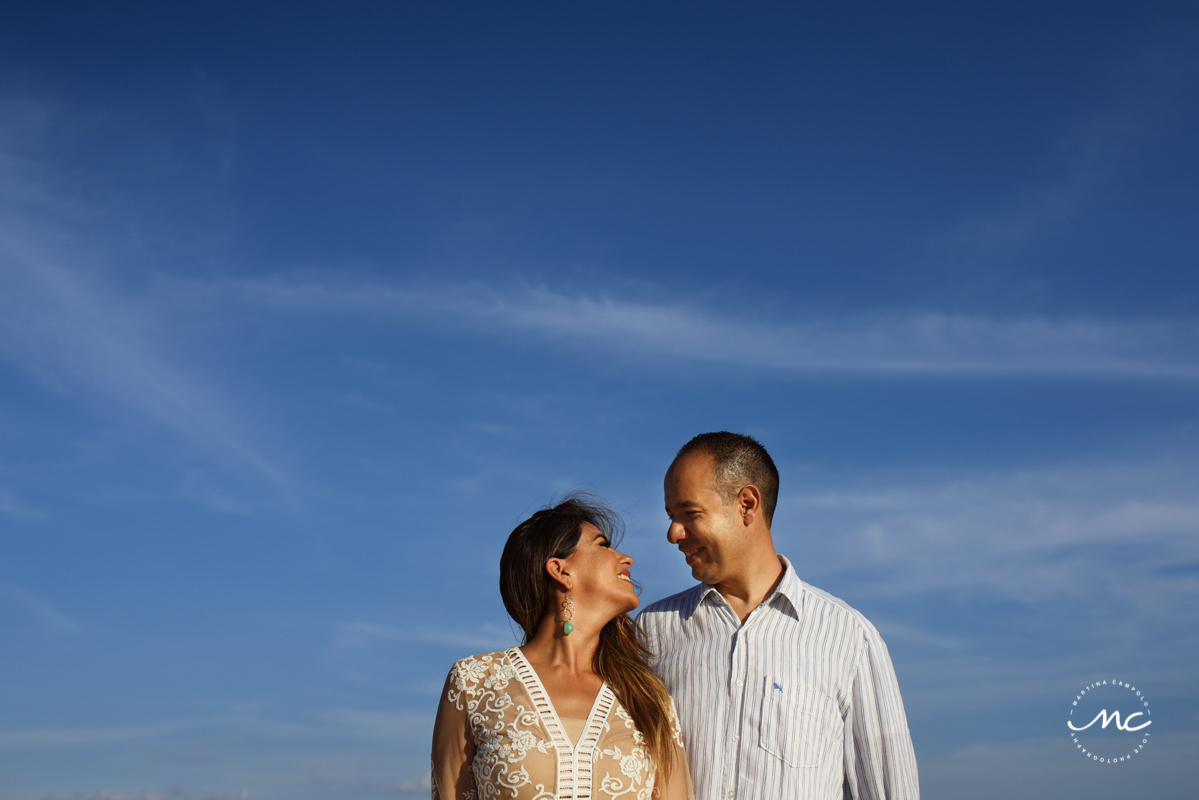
[638,432,919,800]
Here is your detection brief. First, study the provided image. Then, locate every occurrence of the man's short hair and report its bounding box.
[675,432,779,525]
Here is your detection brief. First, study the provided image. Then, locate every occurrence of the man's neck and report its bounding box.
[714,549,785,624]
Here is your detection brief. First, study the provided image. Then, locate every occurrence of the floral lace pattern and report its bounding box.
[436,649,679,800]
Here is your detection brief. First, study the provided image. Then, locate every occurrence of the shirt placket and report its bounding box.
[721,604,760,800]
[725,600,777,800]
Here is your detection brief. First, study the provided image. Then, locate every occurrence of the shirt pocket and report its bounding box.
[758,677,838,769]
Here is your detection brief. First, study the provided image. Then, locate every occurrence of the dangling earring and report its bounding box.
[562,593,575,635]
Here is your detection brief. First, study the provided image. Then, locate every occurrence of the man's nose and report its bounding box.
[666,521,685,543]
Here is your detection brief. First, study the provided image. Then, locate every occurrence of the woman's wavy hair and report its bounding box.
[499,494,674,783]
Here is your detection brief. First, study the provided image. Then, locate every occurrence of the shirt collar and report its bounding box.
[692,554,804,617]
[771,555,804,614]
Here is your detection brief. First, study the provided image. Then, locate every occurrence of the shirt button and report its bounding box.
[732,734,740,742]
[735,680,744,687]
[727,793,735,798]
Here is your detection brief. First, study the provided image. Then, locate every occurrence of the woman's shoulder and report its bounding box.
[445,649,520,691]
[449,648,516,667]
[443,649,526,704]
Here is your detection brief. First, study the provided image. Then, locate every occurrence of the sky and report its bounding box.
[1,2,1198,798]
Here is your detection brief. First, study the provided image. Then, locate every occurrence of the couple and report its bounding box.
[431,432,920,800]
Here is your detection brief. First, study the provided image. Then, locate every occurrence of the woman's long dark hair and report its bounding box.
[499,494,674,784]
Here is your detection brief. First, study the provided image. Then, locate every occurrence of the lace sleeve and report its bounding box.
[653,697,694,800]
[668,696,684,746]
[431,663,477,800]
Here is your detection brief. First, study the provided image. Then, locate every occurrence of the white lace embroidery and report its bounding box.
[443,650,675,800]
[595,706,655,800]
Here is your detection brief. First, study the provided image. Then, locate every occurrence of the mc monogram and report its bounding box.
[1067,708,1151,732]
[1067,679,1152,765]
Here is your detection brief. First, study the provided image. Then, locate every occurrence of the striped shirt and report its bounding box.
[638,556,919,800]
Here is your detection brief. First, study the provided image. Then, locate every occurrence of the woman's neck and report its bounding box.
[520,614,602,676]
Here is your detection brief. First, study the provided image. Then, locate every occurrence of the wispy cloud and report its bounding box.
[947,113,1135,252]
[152,749,229,764]
[947,34,1199,255]
[0,721,184,749]
[230,279,1199,379]
[0,105,291,499]
[0,487,45,520]
[921,732,1199,799]
[317,708,436,741]
[0,583,79,634]
[39,791,252,800]
[9,708,442,800]
[0,246,290,493]
[331,620,517,653]
[784,451,1199,604]
[399,773,433,793]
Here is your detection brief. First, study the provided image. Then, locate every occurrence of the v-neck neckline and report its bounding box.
[507,647,618,798]
[509,646,614,754]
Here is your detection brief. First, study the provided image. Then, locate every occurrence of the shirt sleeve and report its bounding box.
[843,626,920,800]
[431,663,477,800]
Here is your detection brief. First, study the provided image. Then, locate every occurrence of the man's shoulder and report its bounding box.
[637,584,705,622]
[794,578,881,640]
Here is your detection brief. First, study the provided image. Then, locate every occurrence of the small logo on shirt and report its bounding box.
[772,682,783,693]
[1067,679,1151,764]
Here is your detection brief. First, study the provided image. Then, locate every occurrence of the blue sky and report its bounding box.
[1,2,1198,798]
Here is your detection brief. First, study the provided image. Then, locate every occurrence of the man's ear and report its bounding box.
[737,485,763,527]
[545,557,573,591]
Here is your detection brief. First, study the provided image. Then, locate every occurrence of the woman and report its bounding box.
[431,495,692,800]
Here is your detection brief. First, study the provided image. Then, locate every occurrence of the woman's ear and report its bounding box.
[545,557,573,591]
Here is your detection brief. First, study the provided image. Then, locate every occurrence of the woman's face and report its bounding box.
[564,522,638,616]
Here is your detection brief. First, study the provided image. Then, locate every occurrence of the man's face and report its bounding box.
[664,452,743,585]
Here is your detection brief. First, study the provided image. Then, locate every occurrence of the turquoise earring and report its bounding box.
[562,593,575,635]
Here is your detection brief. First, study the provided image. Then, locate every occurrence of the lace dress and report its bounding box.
[431,648,690,800]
